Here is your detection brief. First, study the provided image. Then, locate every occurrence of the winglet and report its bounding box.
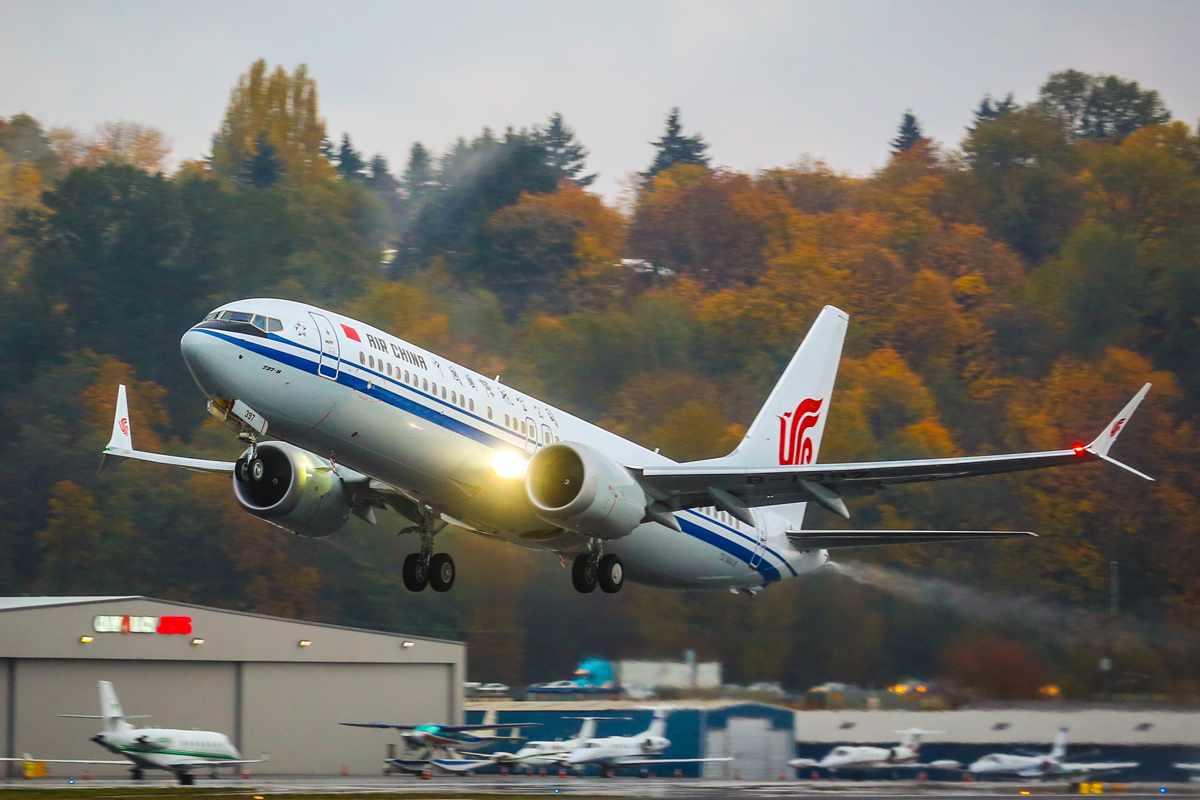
[1085,383,1154,481]
[99,384,132,473]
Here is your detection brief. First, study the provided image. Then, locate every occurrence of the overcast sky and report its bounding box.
[3,0,1197,200]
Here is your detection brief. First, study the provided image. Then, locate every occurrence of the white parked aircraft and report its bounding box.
[789,728,959,773]
[968,727,1139,780]
[0,681,263,785]
[421,716,627,774]
[1175,763,1200,780]
[562,709,729,773]
[102,299,1152,594]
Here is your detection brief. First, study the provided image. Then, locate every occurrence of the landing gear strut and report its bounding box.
[399,506,455,592]
[572,547,623,594]
[130,768,144,781]
[178,773,195,786]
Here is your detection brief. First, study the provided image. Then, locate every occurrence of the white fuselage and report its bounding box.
[968,752,1050,777]
[819,744,917,770]
[94,726,241,772]
[180,298,828,590]
[566,734,670,767]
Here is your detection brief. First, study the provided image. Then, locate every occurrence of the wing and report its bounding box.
[637,384,1152,519]
[339,722,540,732]
[0,756,128,765]
[166,757,266,769]
[612,757,733,766]
[1058,762,1140,776]
[787,529,1035,549]
[430,757,498,773]
[100,384,235,473]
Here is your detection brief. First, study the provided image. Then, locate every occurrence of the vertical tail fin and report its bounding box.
[99,681,131,733]
[577,717,596,741]
[646,709,667,739]
[722,305,848,527]
[1050,727,1069,759]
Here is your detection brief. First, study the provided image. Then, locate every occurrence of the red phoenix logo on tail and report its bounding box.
[118,417,129,435]
[778,398,823,465]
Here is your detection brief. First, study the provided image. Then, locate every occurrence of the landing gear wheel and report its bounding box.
[250,457,266,481]
[402,553,429,591]
[598,554,624,593]
[178,773,195,786]
[130,768,144,781]
[429,553,455,592]
[572,553,598,593]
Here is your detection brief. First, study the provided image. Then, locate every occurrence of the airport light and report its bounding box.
[190,638,205,647]
[78,635,94,645]
[297,639,313,648]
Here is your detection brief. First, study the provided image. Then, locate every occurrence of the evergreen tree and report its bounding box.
[241,133,282,188]
[402,142,435,200]
[891,110,924,154]
[367,154,398,194]
[336,133,366,181]
[535,112,596,187]
[642,107,709,183]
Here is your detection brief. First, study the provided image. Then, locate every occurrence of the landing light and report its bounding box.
[491,450,528,480]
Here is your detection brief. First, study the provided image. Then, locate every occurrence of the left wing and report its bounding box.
[0,754,127,765]
[339,722,540,733]
[637,384,1152,519]
[1047,761,1140,778]
[166,756,267,769]
[611,757,733,766]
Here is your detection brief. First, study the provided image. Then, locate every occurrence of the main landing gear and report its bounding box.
[130,768,144,781]
[399,507,455,592]
[571,548,623,594]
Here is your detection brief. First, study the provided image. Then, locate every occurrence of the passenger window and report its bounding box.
[441,387,446,400]
[359,352,366,365]
[469,399,475,412]
[422,378,428,392]
[268,318,283,332]
[403,370,409,382]
[450,391,457,404]
[369,356,376,369]
[487,406,493,419]
[504,414,510,426]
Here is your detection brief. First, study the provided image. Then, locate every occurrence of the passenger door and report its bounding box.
[309,312,340,380]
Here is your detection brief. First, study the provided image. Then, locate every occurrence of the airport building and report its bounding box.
[0,596,465,777]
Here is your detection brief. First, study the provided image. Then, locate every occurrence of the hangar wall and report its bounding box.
[0,597,465,776]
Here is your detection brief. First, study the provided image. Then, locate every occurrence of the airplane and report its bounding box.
[100,299,1153,595]
[483,715,629,771]
[561,709,730,775]
[789,728,959,774]
[340,711,540,776]
[1174,763,1200,781]
[967,727,1139,781]
[0,681,264,785]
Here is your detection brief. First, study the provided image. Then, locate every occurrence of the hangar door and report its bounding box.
[705,716,794,780]
[242,662,452,774]
[13,659,235,776]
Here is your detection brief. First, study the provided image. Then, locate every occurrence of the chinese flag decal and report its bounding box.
[340,324,361,342]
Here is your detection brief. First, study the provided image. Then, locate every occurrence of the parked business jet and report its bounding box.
[789,728,959,773]
[439,715,632,773]
[0,681,263,784]
[968,728,1138,780]
[1175,763,1200,780]
[101,299,1152,594]
[562,709,729,774]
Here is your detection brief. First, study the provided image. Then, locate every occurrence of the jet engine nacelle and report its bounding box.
[232,441,350,538]
[525,442,648,540]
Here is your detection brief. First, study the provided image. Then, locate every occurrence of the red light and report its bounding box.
[156,616,193,635]
[1071,442,1086,456]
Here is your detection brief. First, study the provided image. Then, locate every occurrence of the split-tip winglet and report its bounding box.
[1084,382,1154,481]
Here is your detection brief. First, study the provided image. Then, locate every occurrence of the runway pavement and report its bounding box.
[0,775,1196,798]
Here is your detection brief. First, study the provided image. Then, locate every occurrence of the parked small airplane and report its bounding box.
[0,681,263,785]
[340,710,540,775]
[968,728,1138,781]
[429,715,639,773]
[103,300,1153,595]
[561,709,730,774]
[1175,763,1200,780]
[789,728,959,773]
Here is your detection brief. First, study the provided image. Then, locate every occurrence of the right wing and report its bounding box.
[636,383,1152,519]
[100,384,235,473]
[787,529,1035,550]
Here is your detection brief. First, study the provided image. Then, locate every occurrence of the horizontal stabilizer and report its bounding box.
[787,529,1035,550]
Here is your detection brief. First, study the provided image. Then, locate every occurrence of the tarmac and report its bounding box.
[0,776,1197,798]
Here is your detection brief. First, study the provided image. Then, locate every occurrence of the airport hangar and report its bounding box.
[0,596,465,776]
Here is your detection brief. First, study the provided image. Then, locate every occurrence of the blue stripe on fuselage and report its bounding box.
[195,327,788,583]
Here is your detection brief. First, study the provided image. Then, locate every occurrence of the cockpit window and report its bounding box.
[207,310,282,333]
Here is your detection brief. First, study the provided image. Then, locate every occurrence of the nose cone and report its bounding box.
[180,328,224,395]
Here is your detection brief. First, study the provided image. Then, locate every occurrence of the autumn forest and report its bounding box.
[1,61,1197,700]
